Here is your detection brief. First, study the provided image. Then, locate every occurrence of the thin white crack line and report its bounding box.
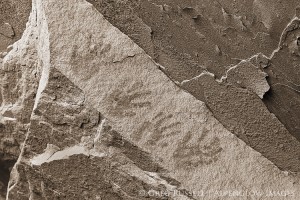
[179,17,300,85]
[251,31,270,40]
[268,16,300,60]
[94,118,106,144]
[6,125,30,197]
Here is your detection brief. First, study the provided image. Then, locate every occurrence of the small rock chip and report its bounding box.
[215,45,222,56]
[0,23,15,38]
[7,45,13,52]
[182,6,193,11]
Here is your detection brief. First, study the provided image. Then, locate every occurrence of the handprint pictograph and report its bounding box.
[147,112,181,146]
[107,82,152,117]
[131,112,181,146]
[173,127,222,168]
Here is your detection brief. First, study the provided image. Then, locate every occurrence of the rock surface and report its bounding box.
[0,0,300,199]
[0,0,31,52]
[87,0,300,144]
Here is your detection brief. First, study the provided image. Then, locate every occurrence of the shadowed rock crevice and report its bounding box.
[0,1,41,198]
[261,18,300,141]
[0,159,16,199]
[263,86,300,141]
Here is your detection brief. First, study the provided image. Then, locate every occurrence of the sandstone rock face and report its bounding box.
[0,0,300,199]
[0,0,31,52]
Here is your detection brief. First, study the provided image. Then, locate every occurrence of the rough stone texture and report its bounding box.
[87,0,300,145]
[182,71,300,172]
[224,60,270,99]
[0,23,14,38]
[0,0,300,199]
[0,0,31,52]
[0,3,40,197]
[262,18,300,140]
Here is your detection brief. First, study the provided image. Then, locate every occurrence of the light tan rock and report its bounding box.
[224,60,270,99]
[3,0,300,199]
[0,23,14,38]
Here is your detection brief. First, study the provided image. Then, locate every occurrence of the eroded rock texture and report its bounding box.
[0,0,300,199]
[0,0,31,52]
